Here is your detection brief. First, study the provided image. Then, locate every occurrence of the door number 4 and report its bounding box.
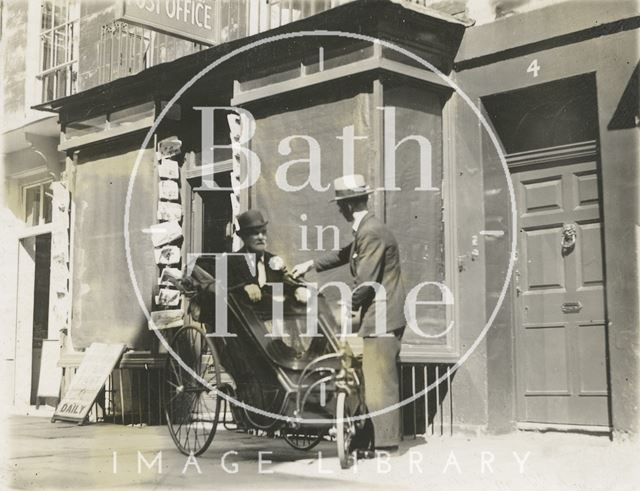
[527,59,541,77]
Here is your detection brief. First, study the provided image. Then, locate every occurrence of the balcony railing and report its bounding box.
[98,1,356,84]
[203,0,464,44]
[213,0,352,44]
[98,22,207,84]
[98,1,447,85]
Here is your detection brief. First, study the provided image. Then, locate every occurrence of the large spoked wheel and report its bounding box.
[336,391,356,469]
[165,325,221,456]
[282,427,324,451]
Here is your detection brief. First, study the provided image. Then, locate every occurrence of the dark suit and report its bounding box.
[315,212,405,447]
[227,248,300,294]
[315,213,406,337]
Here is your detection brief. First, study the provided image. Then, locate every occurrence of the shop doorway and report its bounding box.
[189,171,233,255]
[15,233,52,407]
[484,75,610,428]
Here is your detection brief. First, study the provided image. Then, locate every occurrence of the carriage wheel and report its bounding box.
[336,391,355,469]
[282,428,323,451]
[165,325,221,456]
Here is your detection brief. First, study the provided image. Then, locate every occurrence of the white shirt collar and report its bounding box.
[352,210,368,233]
[244,252,264,269]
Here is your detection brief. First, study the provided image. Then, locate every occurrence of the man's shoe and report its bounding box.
[375,445,399,454]
[356,449,376,459]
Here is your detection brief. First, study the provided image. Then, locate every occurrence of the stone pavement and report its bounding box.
[2,415,639,490]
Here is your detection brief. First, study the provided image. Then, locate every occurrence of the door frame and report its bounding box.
[507,141,611,431]
[14,224,54,410]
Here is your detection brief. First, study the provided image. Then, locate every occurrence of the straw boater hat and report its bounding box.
[236,209,268,234]
[330,174,374,202]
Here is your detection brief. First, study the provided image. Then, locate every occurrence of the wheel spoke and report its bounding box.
[184,421,190,450]
[173,403,185,438]
[167,379,182,390]
[169,358,183,386]
[198,391,215,419]
[168,390,184,404]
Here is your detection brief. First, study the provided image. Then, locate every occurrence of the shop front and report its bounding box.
[36,0,639,437]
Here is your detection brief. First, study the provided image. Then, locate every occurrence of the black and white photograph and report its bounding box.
[1,0,638,489]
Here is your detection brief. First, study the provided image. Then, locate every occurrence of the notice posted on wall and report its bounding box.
[52,343,127,424]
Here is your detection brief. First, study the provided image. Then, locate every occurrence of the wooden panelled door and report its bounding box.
[510,141,609,427]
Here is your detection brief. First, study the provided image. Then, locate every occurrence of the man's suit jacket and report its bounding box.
[315,213,406,337]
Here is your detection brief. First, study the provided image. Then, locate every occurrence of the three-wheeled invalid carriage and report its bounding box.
[163,273,365,469]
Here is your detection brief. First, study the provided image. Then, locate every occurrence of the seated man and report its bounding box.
[228,209,307,305]
[178,210,306,321]
[228,210,312,359]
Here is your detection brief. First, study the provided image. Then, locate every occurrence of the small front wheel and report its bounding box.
[165,325,221,456]
[336,391,355,469]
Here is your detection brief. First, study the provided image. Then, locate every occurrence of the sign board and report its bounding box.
[36,340,63,402]
[53,343,126,424]
[119,0,217,45]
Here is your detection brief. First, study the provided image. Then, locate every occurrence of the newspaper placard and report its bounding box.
[52,343,126,424]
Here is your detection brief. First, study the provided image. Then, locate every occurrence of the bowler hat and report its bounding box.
[331,174,374,202]
[236,210,268,234]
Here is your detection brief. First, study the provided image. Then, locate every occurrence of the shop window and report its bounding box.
[39,0,79,103]
[23,181,53,227]
[201,173,233,254]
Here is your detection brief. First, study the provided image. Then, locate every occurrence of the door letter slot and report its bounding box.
[561,301,582,313]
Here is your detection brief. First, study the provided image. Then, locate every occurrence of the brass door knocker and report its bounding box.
[561,223,577,250]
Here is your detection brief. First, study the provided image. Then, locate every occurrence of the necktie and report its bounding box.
[257,257,267,287]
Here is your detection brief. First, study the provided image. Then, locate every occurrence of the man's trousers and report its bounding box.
[362,327,403,447]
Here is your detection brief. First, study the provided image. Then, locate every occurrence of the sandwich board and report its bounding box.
[52,343,126,424]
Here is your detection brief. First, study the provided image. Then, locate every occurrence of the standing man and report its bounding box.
[292,174,406,453]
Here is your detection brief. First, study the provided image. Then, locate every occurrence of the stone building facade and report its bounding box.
[2,0,638,438]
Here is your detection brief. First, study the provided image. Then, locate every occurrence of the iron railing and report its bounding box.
[97,21,207,84]
[401,362,454,438]
[97,1,356,84]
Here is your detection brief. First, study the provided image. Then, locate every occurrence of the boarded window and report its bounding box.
[248,81,452,359]
[71,143,157,349]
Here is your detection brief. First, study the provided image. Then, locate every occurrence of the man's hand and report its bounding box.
[294,287,310,304]
[337,300,357,323]
[176,277,196,295]
[291,260,315,279]
[244,284,262,302]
